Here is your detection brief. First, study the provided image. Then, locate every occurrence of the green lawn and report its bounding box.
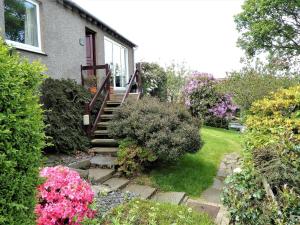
[148,126,242,197]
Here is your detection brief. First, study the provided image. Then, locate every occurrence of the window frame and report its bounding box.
[5,0,43,53]
[104,36,129,90]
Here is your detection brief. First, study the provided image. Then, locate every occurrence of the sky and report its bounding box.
[73,0,245,78]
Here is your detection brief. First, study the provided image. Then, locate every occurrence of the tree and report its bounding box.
[235,0,300,60]
[140,62,167,101]
[165,62,188,102]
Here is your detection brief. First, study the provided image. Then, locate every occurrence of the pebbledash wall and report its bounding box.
[0,0,135,84]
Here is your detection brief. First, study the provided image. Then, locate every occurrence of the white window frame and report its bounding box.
[104,36,129,90]
[5,0,43,53]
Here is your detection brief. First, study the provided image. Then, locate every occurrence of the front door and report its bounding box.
[85,30,96,76]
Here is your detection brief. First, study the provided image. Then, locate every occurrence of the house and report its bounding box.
[0,0,137,91]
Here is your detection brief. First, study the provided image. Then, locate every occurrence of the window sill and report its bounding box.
[5,40,47,56]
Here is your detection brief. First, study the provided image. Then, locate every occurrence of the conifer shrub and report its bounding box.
[40,78,94,153]
[108,97,202,162]
[0,39,45,224]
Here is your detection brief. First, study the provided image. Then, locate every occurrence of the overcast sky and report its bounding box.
[73,0,245,78]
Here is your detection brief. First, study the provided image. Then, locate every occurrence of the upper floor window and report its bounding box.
[4,0,41,52]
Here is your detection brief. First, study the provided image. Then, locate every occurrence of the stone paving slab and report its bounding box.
[212,178,224,190]
[91,185,112,196]
[90,155,117,168]
[151,192,186,205]
[88,168,114,183]
[122,184,156,199]
[70,168,89,179]
[201,187,222,204]
[68,159,91,170]
[186,199,220,219]
[103,178,130,191]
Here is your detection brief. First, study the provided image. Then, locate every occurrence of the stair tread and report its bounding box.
[122,184,156,199]
[91,139,117,143]
[88,168,114,183]
[94,130,109,134]
[100,114,114,118]
[90,147,118,153]
[91,155,118,167]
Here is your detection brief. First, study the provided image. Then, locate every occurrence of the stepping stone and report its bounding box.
[88,168,114,183]
[212,178,224,190]
[186,199,220,219]
[91,139,118,146]
[151,192,186,205]
[68,159,91,170]
[90,155,117,167]
[217,168,227,180]
[103,178,129,191]
[91,185,111,196]
[70,168,89,179]
[201,188,221,204]
[122,184,156,199]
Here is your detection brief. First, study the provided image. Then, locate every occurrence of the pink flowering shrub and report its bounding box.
[35,166,95,225]
[183,72,237,128]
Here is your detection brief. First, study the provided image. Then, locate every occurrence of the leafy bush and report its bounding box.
[0,39,45,224]
[41,78,92,153]
[223,86,300,225]
[35,166,95,225]
[108,97,202,162]
[117,139,157,176]
[183,72,237,128]
[102,199,214,225]
[217,65,298,112]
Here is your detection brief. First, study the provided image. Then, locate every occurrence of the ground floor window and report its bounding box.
[104,37,128,89]
[4,0,41,51]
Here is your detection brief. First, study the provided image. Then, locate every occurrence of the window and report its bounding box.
[4,0,41,52]
[104,37,128,89]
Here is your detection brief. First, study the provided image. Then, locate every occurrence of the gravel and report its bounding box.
[94,190,138,215]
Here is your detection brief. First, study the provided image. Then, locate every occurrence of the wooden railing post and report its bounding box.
[105,64,110,100]
[136,63,142,95]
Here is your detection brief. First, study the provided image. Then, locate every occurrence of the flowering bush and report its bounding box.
[183,72,237,128]
[35,166,95,225]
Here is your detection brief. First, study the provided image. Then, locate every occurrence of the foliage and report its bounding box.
[183,72,237,128]
[217,62,299,112]
[108,97,202,162]
[117,139,157,176]
[40,78,92,153]
[0,39,46,224]
[222,166,272,225]
[165,62,188,102]
[35,166,95,225]
[135,127,242,196]
[235,0,300,61]
[102,199,214,225]
[223,86,300,225]
[140,62,167,101]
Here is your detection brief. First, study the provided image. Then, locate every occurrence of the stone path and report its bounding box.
[189,152,241,225]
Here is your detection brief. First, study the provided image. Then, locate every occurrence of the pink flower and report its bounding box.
[35,166,95,225]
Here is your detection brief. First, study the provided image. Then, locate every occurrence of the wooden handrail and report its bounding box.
[121,63,142,104]
[84,64,111,136]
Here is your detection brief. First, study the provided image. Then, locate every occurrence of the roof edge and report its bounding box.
[58,0,137,48]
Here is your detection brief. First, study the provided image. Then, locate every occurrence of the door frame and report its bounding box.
[85,28,96,75]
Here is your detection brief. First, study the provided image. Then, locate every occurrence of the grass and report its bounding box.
[102,199,214,225]
[138,126,242,197]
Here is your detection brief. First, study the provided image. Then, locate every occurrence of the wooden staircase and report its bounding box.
[82,63,142,168]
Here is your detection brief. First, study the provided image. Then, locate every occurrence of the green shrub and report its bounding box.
[0,39,45,224]
[223,86,300,225]
[40,78,92,153]
[102,199,214,225]
[117,139,157,176]
[140,62,167,101]
[108,97,202,162]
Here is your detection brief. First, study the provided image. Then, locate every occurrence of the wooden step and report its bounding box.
[107,101,121,107]
[94,130,109,135]
[91,139,118,146]
[97,122,110,128]
[104,107,118,113]
[90,147,118,154]
[100,114,114,120]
